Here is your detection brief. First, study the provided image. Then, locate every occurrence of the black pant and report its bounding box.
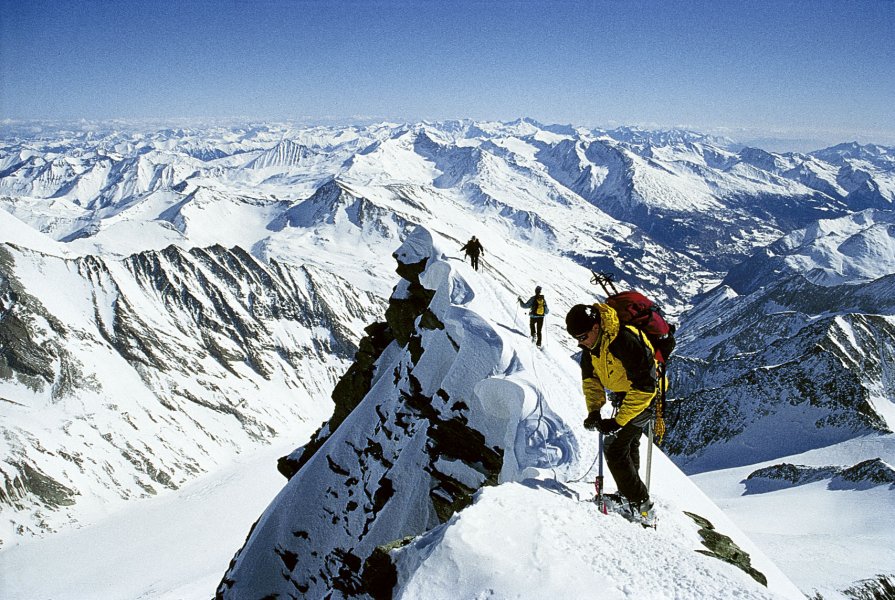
[529,317,544,346]
[604,414,649,504]
[469,253,480,270]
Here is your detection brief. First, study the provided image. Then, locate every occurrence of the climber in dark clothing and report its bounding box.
[460,236,484,271]
[518,286,549,346]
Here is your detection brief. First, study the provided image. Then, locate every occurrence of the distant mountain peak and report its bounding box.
[246,139,320,169]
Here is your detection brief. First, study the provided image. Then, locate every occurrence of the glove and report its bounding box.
[596,417,621,435]
[583,410,602,431]
[608,391,626,408]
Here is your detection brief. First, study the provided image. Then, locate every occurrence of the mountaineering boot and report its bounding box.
[631,497,656,528]
[598,492,626,514]
[597,492,656,528]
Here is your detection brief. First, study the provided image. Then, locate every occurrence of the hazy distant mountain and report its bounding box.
[3,120,892,275]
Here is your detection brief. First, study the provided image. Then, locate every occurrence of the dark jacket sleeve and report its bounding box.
[579,350,594,379]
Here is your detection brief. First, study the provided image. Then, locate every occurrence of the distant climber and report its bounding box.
[518,286,549,347]
[460,236,484,271]
[565,303,657,522]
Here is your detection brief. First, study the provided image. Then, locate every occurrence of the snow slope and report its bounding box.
[692,435,895,600]
[0,438,300,600]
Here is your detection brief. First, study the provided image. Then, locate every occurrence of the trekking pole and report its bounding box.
[595,433,607,514]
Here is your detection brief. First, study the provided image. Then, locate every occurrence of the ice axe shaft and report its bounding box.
[596,432,607,514]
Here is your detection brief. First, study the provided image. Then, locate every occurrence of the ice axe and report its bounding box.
[595,432,607,514]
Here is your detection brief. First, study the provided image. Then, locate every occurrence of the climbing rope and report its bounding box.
[567,399,617,484]
[566,449,601,484]
[654,364,667,445]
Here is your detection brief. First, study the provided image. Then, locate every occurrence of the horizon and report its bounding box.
[0,115,886,155]
[1,0,894,152]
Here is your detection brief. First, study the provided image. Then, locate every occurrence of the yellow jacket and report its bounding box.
[580,303,658,426]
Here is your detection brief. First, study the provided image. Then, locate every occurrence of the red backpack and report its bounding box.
[592,273,676,364]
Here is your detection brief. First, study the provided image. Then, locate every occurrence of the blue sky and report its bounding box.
[1,0,893,147]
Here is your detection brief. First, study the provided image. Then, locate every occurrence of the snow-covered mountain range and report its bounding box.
[1,118,893,599]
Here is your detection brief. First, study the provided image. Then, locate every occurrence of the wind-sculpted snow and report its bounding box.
[216,228,582,598]
[0,241,384,543]
[510,385,578,475]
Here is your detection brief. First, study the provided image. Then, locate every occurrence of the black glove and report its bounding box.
[596,417,621,435]
[608,391,626,408]
[583,410,602,431]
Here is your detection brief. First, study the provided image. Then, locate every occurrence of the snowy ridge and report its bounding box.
[217,227,802,599]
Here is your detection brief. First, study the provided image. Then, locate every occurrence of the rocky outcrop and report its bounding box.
[686,512,768,587]
[744,458,895,493]
[839,574,895,600]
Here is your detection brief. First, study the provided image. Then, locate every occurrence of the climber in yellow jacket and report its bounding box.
[565,302,657,516]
